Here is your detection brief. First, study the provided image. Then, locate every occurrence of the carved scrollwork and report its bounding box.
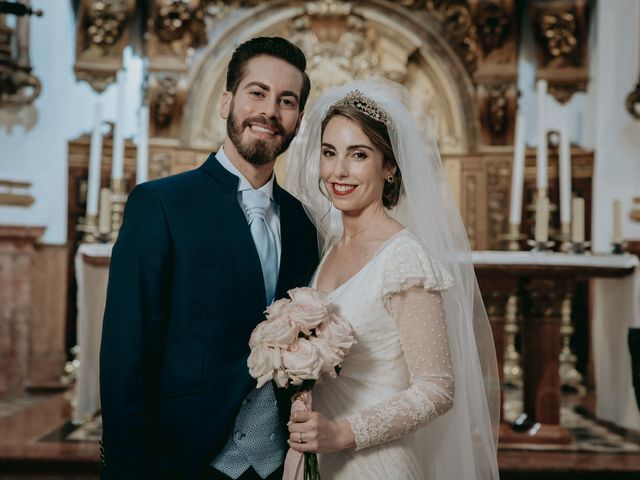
[465,174,478,249]
[476,1,511,56]
[0,11,41,108]
[477,81,516,145]
[531,1,589,104]
[487,83,508,137]
[155,1,191,44]
[86,0,130,48]
[152,75,178,128]
[75,0,135,93]
[149,151,172,179]
[538,10,578,61]
[625,81,640,120]
[288,2,394,95]
[486,159,511,249]
[0,65,41,106]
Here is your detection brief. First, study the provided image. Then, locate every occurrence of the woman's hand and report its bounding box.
[287,410,356,454]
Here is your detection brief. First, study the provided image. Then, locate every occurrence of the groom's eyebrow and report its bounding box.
[244,81,299,101]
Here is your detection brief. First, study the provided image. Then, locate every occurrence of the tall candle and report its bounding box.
[571,197,585,243]
[534,195,549,242]
[98,188,112,235]
[86,101,103,217]
[536,79,548,192]
[559,108,572,224]
[509,112,526,225]
[136,105,149,184]
[111,69,127,181]
[612,200,623,243]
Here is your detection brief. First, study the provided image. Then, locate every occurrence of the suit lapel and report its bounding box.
[200,153,267,307]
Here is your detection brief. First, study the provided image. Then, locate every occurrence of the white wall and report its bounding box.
[590,0,640,251]
[517,0,640,250]
[0,0,142,244]
[1,1,638,246]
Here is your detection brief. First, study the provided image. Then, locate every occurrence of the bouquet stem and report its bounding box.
[304,452,320,480]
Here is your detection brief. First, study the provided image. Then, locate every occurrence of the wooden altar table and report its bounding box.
[473,251,639,443]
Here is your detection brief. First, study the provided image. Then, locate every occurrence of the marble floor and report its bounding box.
[0,389,639,479]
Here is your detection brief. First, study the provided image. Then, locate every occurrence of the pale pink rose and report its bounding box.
[316,311,356,356]
[309,337,342,376]
[287,288,329,335]
[249,315,298,348]
[265,297,290,319]
[282,338,323,385]
[247,345,276,388]
[288,287,329,306]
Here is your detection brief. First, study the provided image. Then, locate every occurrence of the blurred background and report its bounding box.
[0,1,639,479]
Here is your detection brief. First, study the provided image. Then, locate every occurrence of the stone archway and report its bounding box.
[181,0,479,156]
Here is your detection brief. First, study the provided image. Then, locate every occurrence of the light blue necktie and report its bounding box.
[242,189,278,304]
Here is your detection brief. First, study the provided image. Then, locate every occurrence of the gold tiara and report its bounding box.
[332,89,391,126]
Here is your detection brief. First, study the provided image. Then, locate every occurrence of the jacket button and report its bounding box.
[234,432,246,442]
[269,433,276,441]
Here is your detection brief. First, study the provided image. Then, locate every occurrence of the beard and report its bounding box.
[226,105,297,166]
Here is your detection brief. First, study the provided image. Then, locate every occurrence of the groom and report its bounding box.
[99,37,318,480]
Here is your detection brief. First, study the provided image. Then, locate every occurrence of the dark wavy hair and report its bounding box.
[226,37,311,111]
[321,106,403,209]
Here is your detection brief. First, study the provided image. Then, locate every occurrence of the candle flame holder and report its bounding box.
[568,241,591,255]
[557,223,572,253]
[501,223,527,251]
[527,239,556,253]
[77,215,99,243]
[612,242,627,255]
[109,178,128,242]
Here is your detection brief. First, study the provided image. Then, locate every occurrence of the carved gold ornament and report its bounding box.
[86,0,129,48]
[539,11,578,59]
[476,1,511,55]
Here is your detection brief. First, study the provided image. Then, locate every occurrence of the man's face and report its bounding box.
[221,55,304,166]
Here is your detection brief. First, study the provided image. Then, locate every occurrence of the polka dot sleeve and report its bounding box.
[344,239,455,450]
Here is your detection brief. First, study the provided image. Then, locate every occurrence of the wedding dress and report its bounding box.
[312,229,458,479]
[286,78,500,479]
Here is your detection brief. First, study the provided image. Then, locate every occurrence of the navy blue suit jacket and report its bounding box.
[99,153,318,479]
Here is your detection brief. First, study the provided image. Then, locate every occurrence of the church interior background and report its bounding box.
[0,0,639,478]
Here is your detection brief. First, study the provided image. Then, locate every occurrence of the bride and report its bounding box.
[284,80,500,479]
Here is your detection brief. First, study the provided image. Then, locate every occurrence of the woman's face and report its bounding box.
[320,115,393,214]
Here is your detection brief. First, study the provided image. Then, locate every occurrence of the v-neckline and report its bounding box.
[314,229,407,297]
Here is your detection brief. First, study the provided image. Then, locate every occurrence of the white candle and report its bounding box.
[536,79,548,191]
[98,188,112,235]
[559,108,572,224]
[612,200,623,243]
[111,69,127,181]
[86,101,103,218]
[534,195,549,242]
[509,112,526,225]
[136,105,149,184]
[571,197,585,243]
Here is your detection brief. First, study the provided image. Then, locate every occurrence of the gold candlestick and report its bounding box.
[502,223,526,251]
[559,292,585,393]
[78,214,99,243]
[109,178,128,242]
[503,294,523,387]
[558,222,572,252]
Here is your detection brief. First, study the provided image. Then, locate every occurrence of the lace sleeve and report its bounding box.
[345,286,455,450]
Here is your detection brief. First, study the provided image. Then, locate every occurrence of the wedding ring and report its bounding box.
[298,432,303,444]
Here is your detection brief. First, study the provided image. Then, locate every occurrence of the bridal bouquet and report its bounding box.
[248,287,356,480]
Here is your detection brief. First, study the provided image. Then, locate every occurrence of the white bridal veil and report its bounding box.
[285,78,500,479]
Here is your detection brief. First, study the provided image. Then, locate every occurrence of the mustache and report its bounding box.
[242,116,284,135]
